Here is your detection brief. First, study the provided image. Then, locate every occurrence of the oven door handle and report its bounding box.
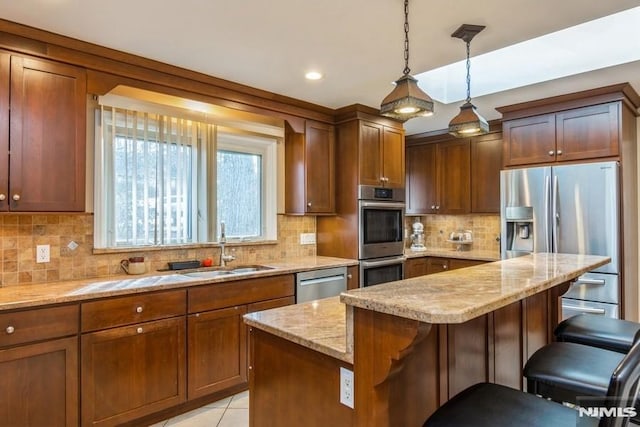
[360,257,406,268]
[360,201,406,209]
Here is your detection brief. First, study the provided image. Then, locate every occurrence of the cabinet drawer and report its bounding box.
[81,290,186,332]
[189,275,295,313]
[0,304,78,348]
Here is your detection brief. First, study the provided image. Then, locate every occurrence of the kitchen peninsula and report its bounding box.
[245,253,610,427]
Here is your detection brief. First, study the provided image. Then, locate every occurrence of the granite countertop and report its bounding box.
[245,253,608,362]
[405,247,501,262]
[244,296,352,363]
[0,256,358,311]
[342,253,609,323]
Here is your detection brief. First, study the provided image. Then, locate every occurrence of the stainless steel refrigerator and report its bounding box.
[500,161,620,318]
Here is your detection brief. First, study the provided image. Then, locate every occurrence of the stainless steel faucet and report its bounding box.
[219,221,236,267]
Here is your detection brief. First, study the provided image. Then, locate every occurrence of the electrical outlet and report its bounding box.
[300,233,316,245]
[340,367,354,408]
[36,245,50,263]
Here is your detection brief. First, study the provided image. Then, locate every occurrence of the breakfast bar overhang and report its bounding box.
[244,253,611,427]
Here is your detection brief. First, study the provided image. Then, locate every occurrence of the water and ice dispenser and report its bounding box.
[504,206,534,257]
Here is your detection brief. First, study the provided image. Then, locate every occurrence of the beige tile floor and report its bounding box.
[150,391,249,427]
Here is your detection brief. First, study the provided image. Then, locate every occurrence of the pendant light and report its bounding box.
[380,0,434,121]
[448,24,489,137]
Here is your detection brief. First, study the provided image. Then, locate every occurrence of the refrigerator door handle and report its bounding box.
[561,304,606,315]
[552,175,559,253]
[544,175,551,253]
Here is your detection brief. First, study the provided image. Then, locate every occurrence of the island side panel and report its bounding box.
[248,328,354,427]
[351,283,570,426]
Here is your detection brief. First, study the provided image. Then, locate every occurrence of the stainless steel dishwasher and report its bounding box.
[295,266,347,303]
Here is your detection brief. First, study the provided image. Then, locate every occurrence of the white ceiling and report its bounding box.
[1,0,639,135]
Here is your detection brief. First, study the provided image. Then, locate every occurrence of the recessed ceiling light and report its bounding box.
[305,71,323,80]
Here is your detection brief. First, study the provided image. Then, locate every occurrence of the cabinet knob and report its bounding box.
[5,325,15,334]
[12,194,20,201]
[136,306,143,313]
[548,150,555,156]
[0,194,5,201]
[557,150,563,155]
[435,205,440,210]
[137,327,143,334]
[347,274,352,279]
[307,202,312,207]
[442,265,448,269]
[431,205,436,210]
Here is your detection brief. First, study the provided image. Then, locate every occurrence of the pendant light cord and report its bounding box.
[403,0,411,75]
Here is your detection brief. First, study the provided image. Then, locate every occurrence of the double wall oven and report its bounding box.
[358,185,405,287]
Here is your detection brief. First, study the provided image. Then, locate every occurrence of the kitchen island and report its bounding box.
[244,253,610,427]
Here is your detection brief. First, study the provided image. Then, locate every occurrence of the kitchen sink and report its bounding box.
[179,265,273,279]
[181,270,236,279]
[230,265,273,274]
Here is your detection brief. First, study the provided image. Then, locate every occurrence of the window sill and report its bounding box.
[93,239,278,255]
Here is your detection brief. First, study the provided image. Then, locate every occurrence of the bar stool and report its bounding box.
[424,340,640,427]
[555,314,640,353]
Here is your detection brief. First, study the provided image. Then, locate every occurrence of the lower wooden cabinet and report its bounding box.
[406,256,487,277]
[0,336,78,427]
[187,306,248,400]
[81,317,186,427]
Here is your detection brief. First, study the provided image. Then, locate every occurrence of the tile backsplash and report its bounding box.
[405,214,501,252]
[0,214,316,286]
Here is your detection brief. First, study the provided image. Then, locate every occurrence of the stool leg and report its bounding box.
[526,378,537,395]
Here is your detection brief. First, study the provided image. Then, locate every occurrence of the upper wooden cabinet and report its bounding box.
[502,102,620,167]
[470,132,503,213]
[359,121,405,187]
[406,139,470,215]
[406,132,502,215]
[285,120,335,214]
[0,52,86,212]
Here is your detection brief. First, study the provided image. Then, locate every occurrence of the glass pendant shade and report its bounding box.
[380,75,434,120]
[448,101,489,137]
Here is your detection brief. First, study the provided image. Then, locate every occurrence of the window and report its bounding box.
[94,105,279,249]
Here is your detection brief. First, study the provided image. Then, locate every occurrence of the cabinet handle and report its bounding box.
[136,306,143,313]
[12,194,20,201]
[548,150,555,156]
[557,150,563,155]
[347,274,352,279]
[0,194,5,201]
[137,327,143,334]
[5,325,15,334]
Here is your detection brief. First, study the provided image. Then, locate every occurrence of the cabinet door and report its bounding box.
[438,140,470,214]
[81,317,186,426]
[187,306,248,400]
[382,126,405,187]
[0,336,78,427]
[346,265,359,290]
[9,55,86,211]
[471,133,502,213]
[556,103,619,161]
[427,257,450,274]
[503,114,555,166]
[358,121,383,185]
[406,143,437,214]
[305,121,335,213]
[0,52,8,212]
[405,257,429,278]
[449,258,486,270]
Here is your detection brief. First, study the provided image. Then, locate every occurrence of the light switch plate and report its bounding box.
[300,233,316,245]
